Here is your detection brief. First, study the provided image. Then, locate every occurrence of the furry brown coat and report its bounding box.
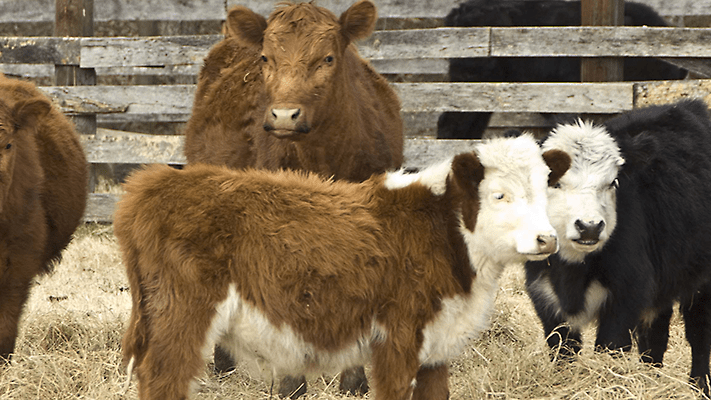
[183,0,403,182]
[0,73,87,360]
[116,135,570,400]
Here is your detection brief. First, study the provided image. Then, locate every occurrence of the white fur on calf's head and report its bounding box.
[465,134,564,265]
[543,120,625,263]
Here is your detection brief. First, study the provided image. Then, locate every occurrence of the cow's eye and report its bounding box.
[493,193,505,200]
[610,179,619,189]
[324,55,334,64]
[552,182,562,189]
[4,143,10,150]
[261,55,268,63]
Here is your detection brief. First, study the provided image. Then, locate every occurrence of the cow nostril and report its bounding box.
[575,219,605,238]
[292,109,301,120]
[536,235,557,253]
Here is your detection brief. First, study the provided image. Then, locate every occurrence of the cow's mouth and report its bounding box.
[263,125,310,140]
[572,238,601,252]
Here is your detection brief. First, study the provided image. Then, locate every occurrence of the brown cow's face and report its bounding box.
[0,98,49,213]
[259,22,341,139]
[227,1,377,139]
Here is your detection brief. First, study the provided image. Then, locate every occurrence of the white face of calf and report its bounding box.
[542,121,625,263]
[455,134,570,266]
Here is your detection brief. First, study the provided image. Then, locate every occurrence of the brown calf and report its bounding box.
[0,73,88,360]
[116,134,570,400]
[183,0,403,182]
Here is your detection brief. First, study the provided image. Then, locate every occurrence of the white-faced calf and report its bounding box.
[525,99,711,395]
[116,134,569,400]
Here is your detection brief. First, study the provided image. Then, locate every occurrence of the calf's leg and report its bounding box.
[0,277,32,361]
[682,285,711,396]
[636,307,672,366]
[278,375,307,399]
[339,366,369,395]
[411,364,449,400]
[370,337,419,400]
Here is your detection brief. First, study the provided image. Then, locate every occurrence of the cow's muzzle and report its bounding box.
[263,107,311,138]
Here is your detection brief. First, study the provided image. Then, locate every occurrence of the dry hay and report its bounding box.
[0,224,707,399]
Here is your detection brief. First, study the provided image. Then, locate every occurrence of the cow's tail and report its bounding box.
[122,356,135,395]
[117,232,150,394]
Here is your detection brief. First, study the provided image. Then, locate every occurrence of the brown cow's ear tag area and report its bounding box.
[227,6,268,46]
[542,149,571,187]
[11,98,50,134]
[339,0,378,44]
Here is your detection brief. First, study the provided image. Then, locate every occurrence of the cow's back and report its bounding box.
[184,38,265,169]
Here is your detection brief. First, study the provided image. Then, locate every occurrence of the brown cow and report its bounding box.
[184,1,403,395]
[116,134,571,400]
[183,0,403,182]
[0,73,88,361]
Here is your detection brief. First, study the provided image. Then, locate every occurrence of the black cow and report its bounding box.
[525,99,711,395]
[437,0,687,139]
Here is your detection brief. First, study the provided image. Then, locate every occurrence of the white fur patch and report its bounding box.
[543,121,624,263]
[528,275,610,330]
[204,284,386,380]
[383,158,453,195]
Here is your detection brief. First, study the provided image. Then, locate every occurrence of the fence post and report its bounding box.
[55,0,100,191]
[580,0,624,82]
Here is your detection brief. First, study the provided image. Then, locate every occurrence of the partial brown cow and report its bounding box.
[0,73,88,361]
[116,134,570,400]
[183,0,403,182]
[184,1,403,395]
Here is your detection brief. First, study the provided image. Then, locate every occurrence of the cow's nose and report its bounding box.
[575,219,605,241]
[536,234,557,254]
[272,108,301,121]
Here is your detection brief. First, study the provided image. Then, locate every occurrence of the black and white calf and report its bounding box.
[525,99,711,394]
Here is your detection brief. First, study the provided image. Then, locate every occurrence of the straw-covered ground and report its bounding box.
[0,223,707,399]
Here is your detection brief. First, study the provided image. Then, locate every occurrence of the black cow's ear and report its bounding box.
[227,6,267,46]
[542,149,571,187]
[451,152,485,197]
[339,0,377,44]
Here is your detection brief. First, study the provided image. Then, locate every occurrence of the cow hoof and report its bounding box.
[213,345,236,375]
[339,366,369,396]
[279,375,307,399]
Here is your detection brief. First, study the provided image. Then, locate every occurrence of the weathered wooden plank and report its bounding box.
[83,193,118,223]
[358,27,490,60]
[72,28,711,70]
[634,80,711,107]
[0,37,79,65]
[394,82,634,113]
[491,27,711,57]
[38,84,195,115]
[80,35,222,68]
[38,82,638,119]
[81,130,185,164]
[2,0,708,25]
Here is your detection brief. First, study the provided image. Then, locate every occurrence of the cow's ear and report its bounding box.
[11,98,51,133]
[542,149,571,187]
[339,0,377,43]
[451,152,485,197]
[227,6,267,46]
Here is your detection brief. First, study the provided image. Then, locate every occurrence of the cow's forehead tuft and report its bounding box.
[476,133,549,173]
[543,120,624,170]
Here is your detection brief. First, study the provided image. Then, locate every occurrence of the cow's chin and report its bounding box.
[523,252,553,262]
[267,129,309,140]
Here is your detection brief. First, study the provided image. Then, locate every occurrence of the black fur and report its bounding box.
[437,0,687,139]
[525,100,711,395]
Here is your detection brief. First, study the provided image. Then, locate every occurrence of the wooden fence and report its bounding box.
[1,0,710,222]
